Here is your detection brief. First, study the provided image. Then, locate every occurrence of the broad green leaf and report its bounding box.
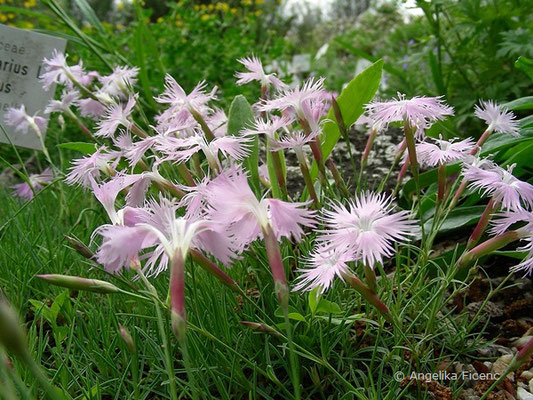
[57,142,96,154]
[401,163,461,200]
[310,59,383,180]
[519,115,533,129]
[515,56,533,81]
[503,96,533,111]
[308,287,321,316]
[274,306,307,322]
[227,95,260,195]
[492,250,528,260]
[316,299,343,314]
[501,140,533,167]
[417,205,486,239]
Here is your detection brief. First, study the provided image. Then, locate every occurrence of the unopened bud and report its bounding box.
[36,274,119,294]
[0,299,28,358]
[240,321,281,337]
[118,325,136,354]
[63,235,94,259]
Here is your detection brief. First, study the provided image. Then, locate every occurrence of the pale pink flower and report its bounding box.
[65,146,116,187]
[490,210,533,275]
[241,116,291,141]
[463,162,533,211]
[78,97,107,120]
[40,50,85,90]
[206,108,228,137]
[416,136,475,167]
[90,173,148,225]
[490,209,533,236]
[474,100,520,136]
[354,114,384,132]
[365,93,454,128]
[45,90,80,114]
[155,75,217,113]
[11,168,53,201]
[259,77,326,120]
[94,197,237,275]
[95,95,137,137]
[203,166,316,250]
[319,192,418,266]
[293,246,352,293]
[4,105,47,136]
[271,130,318,151]
[156,134,251,167]
[125,135,160,166]
[235,56,286,90]
[100,66,139,98]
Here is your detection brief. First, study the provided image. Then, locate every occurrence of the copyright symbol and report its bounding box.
[394,371,405,382]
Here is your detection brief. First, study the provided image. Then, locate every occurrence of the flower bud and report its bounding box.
[36,274,119,294]
[0,299,28,358]
[118,325,136,354]
[240,321,281,337]
[63,235,94,259]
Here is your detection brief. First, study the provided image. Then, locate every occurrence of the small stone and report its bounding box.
[492,354,515,380]
[477,344,513,358]
[529,378,533,394]
[460,388,479,400]
[521,370,533,381]
[483,361,493,370]
[517,387,533,400]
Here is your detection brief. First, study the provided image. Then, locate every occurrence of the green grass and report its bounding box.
[0,173,506,399]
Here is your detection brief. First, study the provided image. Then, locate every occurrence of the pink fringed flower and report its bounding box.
[40,50,85,91]
[155,75,217,113]
[203,166,316,250]
[416,136,475,167]
[463,161,533,211]
[365,93,454,128]
[474,100,520,136]
[78,97,107,120]
[241,116,291,141]
[490,210,533,275]
[95,95,137,137]
[319,192,418,266]
[259,77,326,120]
[45,90,80,114]
[235,56,286,90]
[65,146,117,187]
[94,197,236,275]
[100,66,139,98]
[4,105,47,136]
[11,168,53,201]
[293,246,351,293]
[271,130,318,151]
[156,134,251,168]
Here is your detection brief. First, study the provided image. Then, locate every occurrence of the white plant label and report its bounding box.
[0,24,66,150]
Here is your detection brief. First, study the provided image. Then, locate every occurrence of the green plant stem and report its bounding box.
[296,149,319,208]
[283,308,301,400]
[269,145,288,200]
[403,122,425,241]
[135,269,178,400]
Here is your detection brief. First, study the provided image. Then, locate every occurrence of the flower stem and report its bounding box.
[466,198,497,250]
[344,272,393,323]
[269,144,288,200]
[134,268,178,400]
[296,149,319,208]
[261,225,300,399]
